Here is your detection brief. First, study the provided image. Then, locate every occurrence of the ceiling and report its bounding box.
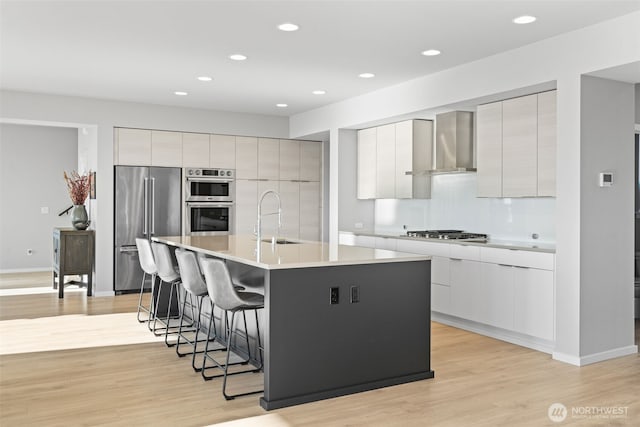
[1,0,639,117]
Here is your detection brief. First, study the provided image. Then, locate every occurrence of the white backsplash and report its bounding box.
[374,174,556,243]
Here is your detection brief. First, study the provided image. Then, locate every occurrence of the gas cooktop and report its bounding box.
[405,230,488,242]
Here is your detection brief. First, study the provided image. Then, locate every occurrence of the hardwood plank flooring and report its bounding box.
[0,273,638,426]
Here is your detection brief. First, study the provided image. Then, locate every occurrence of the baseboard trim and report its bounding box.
[94,290,115,297]
[432,312,555,354]
[0,267,51,274]
[554,345,639,366]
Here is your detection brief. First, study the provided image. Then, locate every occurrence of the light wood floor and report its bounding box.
[0,272,638,426]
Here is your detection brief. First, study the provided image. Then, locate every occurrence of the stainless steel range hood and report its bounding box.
[431,111,475,174]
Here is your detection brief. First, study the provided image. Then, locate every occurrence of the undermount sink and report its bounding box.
[260,238,300,245]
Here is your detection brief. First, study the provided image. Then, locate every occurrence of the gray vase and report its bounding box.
[71,205,90,230]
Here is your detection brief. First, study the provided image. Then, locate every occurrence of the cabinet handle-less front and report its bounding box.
[143,177,149,236]
[150,177,155,235]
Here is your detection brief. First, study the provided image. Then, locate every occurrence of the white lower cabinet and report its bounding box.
[431,283,451,315]
[374,236,397,251]
[449,259,482,321]
[479,263,515,330]
[513,267,554,341]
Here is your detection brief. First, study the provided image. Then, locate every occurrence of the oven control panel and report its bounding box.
[186,168,234,178]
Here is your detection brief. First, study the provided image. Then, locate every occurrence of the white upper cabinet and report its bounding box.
[235,136,258,179]
[210,134,236,169]
[476,102,503,197]
[279,139,300,181]
[476,90,557,198]
[279,181,300,239]
[358,119,433,199]
[258,138,280,180]
[375,123,396,199]
[235,179,258,234]
[502,94,538,197]
[115,128,151,166]
[151,130,182,167]
[537,90,557,197]
[357,127,377,199]
[182,133,210,168]
[300,141,322,182]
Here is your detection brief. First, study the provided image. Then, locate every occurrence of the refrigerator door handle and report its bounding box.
[119,246,139,253]
[143,177,149,236]
[150,177,155,235]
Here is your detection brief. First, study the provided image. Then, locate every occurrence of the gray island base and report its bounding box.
[152,235,434,410]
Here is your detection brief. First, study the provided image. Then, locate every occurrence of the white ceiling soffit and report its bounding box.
[1,1,639,116]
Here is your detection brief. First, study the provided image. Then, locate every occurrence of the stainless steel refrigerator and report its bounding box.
[114,166,181,292]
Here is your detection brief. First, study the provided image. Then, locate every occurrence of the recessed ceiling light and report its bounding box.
[278,22,299,32]
[421,49,441,56]
[229,54,247,61]
[513,15,536,24]
[276,103,288,108]
[174,91,188,96]
[197,76,213,82]
[312,90,326,95]
[359,73,375,79]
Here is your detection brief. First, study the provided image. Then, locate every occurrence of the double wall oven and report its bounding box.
[184,168,235,236]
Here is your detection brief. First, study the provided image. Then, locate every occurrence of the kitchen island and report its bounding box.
[153,235,434,410]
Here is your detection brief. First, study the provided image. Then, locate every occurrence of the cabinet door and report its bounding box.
[151,130,182,167]
[431,256,450,286]
[257,180,280,237]
[116,128,151,166]
[279,139,300,181]
[432,283,451,315]
[476,102,503,197]
[395,120,413,199]
[479,263,515,330]
[235,137,258,179]
[374,236,397,251]
[182,133,210,168]
[279,181,300,239]
[376,123,396,199]
[353,235,376,248]
[235,179,258,234]
[357,128,377,199]
[514,267,554,340]
[299,181,321,241]
[502,94,538,197]
[537,90,557,197]
[258,138,280,180]
[411,120,433,199]
[210,134,236,169]
[449,259,482,321]
[300,141,322,182]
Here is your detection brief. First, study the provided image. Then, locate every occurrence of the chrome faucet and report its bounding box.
[256,190,282,248]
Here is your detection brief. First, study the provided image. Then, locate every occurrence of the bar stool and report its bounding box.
[151,242,187,346]
[135,238,157,323]
[200,257,264,400]
[175,249,220,371]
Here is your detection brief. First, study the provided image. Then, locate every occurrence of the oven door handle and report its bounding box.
[186,203,234,209]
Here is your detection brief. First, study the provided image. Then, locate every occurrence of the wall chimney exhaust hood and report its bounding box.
[431,111,475,174]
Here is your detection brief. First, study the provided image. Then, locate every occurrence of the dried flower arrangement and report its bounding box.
[63,170,91,205]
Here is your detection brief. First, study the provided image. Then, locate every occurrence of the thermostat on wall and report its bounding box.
[599,172,613,187]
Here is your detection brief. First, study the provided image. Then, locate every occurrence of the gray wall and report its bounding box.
[0,124,78,271]
[579,76,635,355]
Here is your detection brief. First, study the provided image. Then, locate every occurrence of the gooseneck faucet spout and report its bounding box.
[256,190,282,258]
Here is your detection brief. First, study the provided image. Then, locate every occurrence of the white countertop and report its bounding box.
[152,235,430,270]
[340,230,556,253]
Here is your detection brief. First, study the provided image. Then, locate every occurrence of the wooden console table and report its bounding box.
[53,227,95,298]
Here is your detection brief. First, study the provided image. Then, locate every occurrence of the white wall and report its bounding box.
[0,90,289,295]
[578,76,635,358]
[374,174,556,243]
[0,124,78,271]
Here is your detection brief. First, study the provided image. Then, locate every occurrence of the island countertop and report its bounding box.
[152,234,430,270]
